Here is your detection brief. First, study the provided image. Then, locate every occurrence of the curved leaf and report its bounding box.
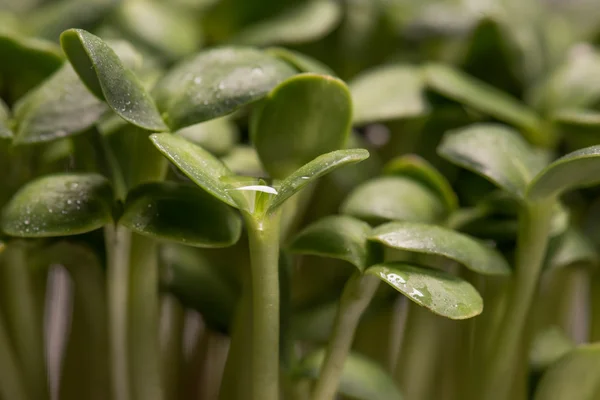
[528,145,600,200]
[232,0,341,45]
[175,117,239,156]
[547,228,598,271]
[369,221,510,276]
[251,73,353,178]
[366,262,483,319]
[150,133,237,208]
[350,65,429,125]
[384,154,457,211]
[153,47,296,130]
[266,47,335,75]
[340,176,446,225]
[0,100,13,138]
[534,344,600,400]
[289,215,372,271]
[438,123,545,199]
[268,149,369,213]
[424,63,546,145]
[530,327,574,372]
[120,182,242,247]
[1,174,114,237]
[295,350,402,400]
[60,29,167,131]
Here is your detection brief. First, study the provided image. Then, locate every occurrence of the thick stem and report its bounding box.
[105,225,132,400]
[161,295,185,400]
[244,212,281,400]
[312,273,380,400]
[0,242,49,400]
[481,202,553,400]
[129,234,164,400]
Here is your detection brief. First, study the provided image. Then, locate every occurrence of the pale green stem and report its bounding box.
[129,234,164,400]
[161,295,185,400]
[311,273,380,400]
[1,242,48,400]
[244,211,281,400]
[0,311,28,400]
[590,271,600,342]
[481,201,553,400]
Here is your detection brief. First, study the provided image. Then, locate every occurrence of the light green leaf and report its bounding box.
[150,133,237,208]
[528,145,600,201]
[1,174,114,237]
[251,73,352,178]
[369,221,510,275]
[384,154,457,212]
[350,65,429,125]
[266,47,335,75]
[534,344,600,400]
[289,215,373,271]
[221,145,265,177]
[0,99,13,138]
[547,228,598,271]
[120,182,242,247]
[175,117,239,156]
[231,1,341,46]
[366,262,483,319]
[60,29,167,131]
[530,327,575,372]
[340,176,446,225]
[425,63,547,146]
[268,149,369,213]
[153,47,296,130]
[438,123,545,199]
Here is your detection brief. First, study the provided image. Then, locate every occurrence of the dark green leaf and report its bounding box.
[268,149,369,213]
[0,99,13,138]
[266,47,335,75]
[120,182,241,247]
[150,133,237,207]
[438,123,545,199]
[153,47,296,130]
[1,174,114,237]
[251,73,353,178]
[534,344,600,400]
[384,154,457,212]
[231,0,341,45]
[175,117,239,156]
[530,327,575,372]
[289,215,372,270]
[528,145,600,200]
[350,65,429,124]
[340,176,446,225]
[369,221,510,275]
[60,29,167,131]
[295,350,402,400]
[425,63,547,146]
[366,262,483,319]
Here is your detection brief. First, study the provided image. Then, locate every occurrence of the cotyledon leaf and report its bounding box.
[60,28,167,131]
[296,350,402,400]
[152,47,297,130]
[365,262,483,319]
[268,149,369,213]
[266,47,335,75]
[527,145,600,201]
[120,182,242,248]
[1,173,114,237]
[369,221,511,276]
[546,228,598,271]
[175,116,239,156]
[534,344,600,400]
[289,215,373,271]
[438,123,546,200]
[350,65,429,125]
[251,73,353,179]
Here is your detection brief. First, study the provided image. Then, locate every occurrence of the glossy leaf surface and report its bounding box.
[60,29,167,131]
[150,133,237,207]
[267,47,335,75]
[120,182,241,247]
[153,47,296,130]
[350,65,429,124]
[369,221,510,275]
[341,176,446,225]
[1,174,113,237]
[289,215,372,270]
[268,149,369,213]
[175,117,239,156]
[296,350,402,400]
[366,262,483,319]
[251,73,353,178]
